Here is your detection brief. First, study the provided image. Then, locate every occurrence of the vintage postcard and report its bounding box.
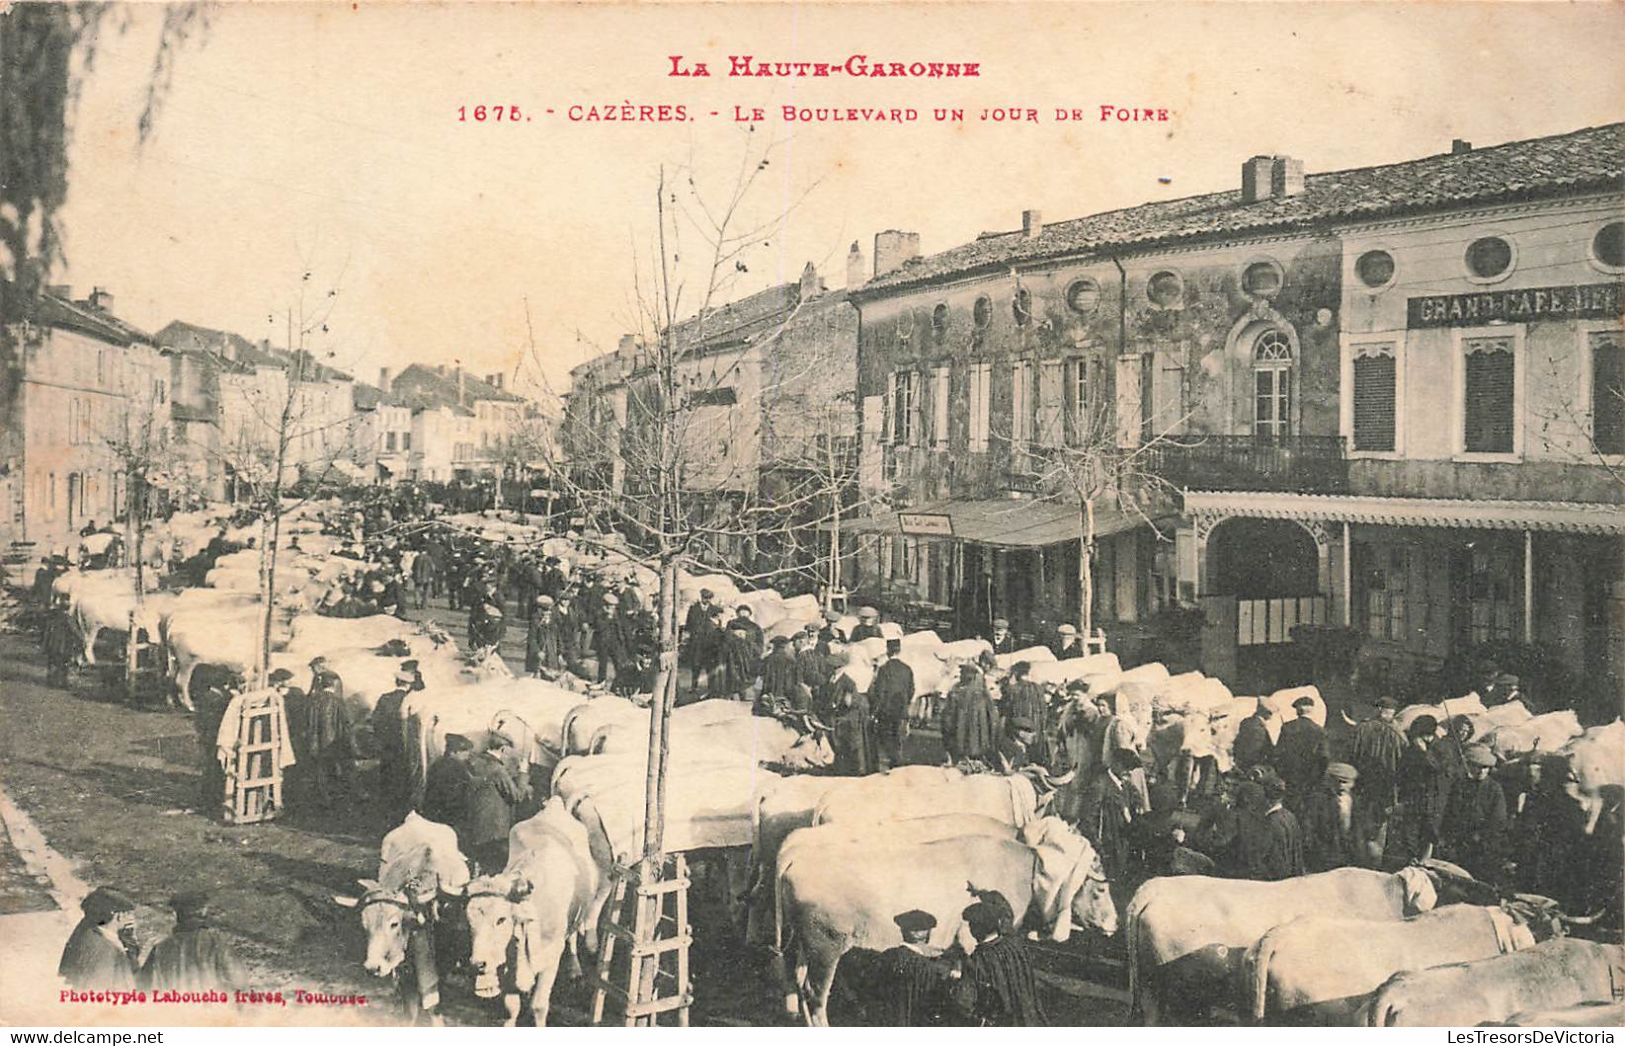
[1,0,1622,1032]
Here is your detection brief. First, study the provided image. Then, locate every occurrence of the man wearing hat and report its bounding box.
[953,891,1042,1026]
[1237,768,1305,881]
[1393,715,1448,863]
[1300,763,1364,871]
[461,733,522,874]
[592,592,625,687]
[999,661,1050,769]
[467,590,506,658]
[733,604,765,653]
[1272,696,1328,812]
[849,606,883,644]
[1049,622,1083,660]
[525,594,564,679]
[871,638,916,768]
[303,656,354,806]
[817,607,846,650]
[43,589,78,688]
[682,589,718,684]
[866,909,956,1026]
[1232,701,1275,775]
[988,618,1016,656]
[995,716,1040,773]
[941,663,999,767]
[714,618,763,704]
[1349,697,1406,838]
[760,633,800,710]
[59,887,140,989]
[1440,744,1509,883]
[140,891,248,992]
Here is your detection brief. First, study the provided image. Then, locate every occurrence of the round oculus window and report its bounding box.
[1356,249,1396,289]
[1013,287,1033,325]
[1592,221,1625,271]
[1065,278,1101,314]
[1465,236,1514,280]
[1242,261,1284,298]
[972,296,993,329]
[1147,270,1184,308]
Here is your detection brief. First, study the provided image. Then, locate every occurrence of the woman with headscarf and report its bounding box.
[942,664,999,767]
[59,887,140,989]
[998,661,1051,768]
[832,674,880,776]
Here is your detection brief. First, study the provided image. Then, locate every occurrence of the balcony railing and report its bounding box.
[1142,434,1348,493]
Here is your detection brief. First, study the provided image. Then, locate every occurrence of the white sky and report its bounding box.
[53,1,1625,401]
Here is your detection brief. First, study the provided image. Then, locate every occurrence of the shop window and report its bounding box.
[1352,343,1397,452]
[1592,331,1624,455]
[1361,544,1408,642]
[1468,546,1515,644]
[1462,336,1515,454]
[1253,328,1293,442]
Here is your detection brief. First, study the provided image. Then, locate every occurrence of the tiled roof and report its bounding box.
[156,321,353,382]
[392,363,522,412]
[42,295,156,346]
[859,122,1625,294]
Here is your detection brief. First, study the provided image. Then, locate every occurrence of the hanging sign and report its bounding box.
[897,512,954,536]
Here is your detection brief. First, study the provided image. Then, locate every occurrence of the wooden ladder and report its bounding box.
[590,854,693,1027]
[224,691,285,824]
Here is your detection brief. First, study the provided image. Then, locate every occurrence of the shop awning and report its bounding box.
[829,497,1151,547]
[1183,491,1625,536]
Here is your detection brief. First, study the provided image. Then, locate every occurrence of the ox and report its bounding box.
[1125,866,1439,1024]
[1496,1001,1625,1027]
[745,775,864,944]
[1362,938,1624,1027]
[1246,900,1564,1025]
[460,799,612,1026]
[775,816,1117,1025]
[333,812,470,1021]
[812,765,1065,829]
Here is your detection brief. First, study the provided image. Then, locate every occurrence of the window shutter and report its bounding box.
[933,367,950,448]
[910,371,925,447]
[883,371,896,445]
[1463,339,1514,454]
[970,364,990,451]
[1592,333,1625,455]
[1038,360,1063,448]
[1352,352,1397,452]
[1115,356,1143,447]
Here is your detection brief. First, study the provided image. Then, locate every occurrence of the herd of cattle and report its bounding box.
[43,502,1625,1027]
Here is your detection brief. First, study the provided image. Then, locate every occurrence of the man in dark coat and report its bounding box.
[1232,702,1275,774]
[43,596,78,688]
[715,620,761,702]
[867,909,956,1026]
[461,734,522,874]
[58,887,140,990]
[1300,763,1365,872]
[1440,744,1510,884]
[592,592,626,687]
[1393,715,1449,864]
[467,592,506,656]
[953,894,1043,1026]
[987,618,1017,656]
[791,628,826,712]
[140,892,248,992]
[1238,770,1305,880]
[732,604,765,653]
[998,661,1051,768]
[193,677,236,816]
[849,607,883,643]
[1272,696,1328,811]
[304,658,354,806]
[1349,696,1406,840]
[421,734,474,829]
[370,669,415,819]
[553,593,585,674]
[760,634,800,706]
[871,639,916,768]
[525,596,565,678]
[683,589,718,686]
[941,664,999,766]
[832,678,880,776]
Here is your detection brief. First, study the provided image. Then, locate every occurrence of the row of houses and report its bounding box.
[561,121,1625,706]
[2,296,537,557]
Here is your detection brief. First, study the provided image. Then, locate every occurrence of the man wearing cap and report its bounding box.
[421,735,475,829]
[1238,768,1305,881]
[370,668,417,818]
[871,639,916,768]
[995,716,1039,773]
[461,734,522,874]
[988,618,1016,656]
[850,607,883,644]
[715,619,762,703]
[1272,696,1328,812]
[817,607,846,650]
[592,592,626,688]
[59,887,140,989]
[792,629,827,712]
[869,909,956,1026]
[999,661,1050,768]
[140,892,248,992]
[1232,701,1275,775]
[942,663,999,767]
[1300,763,1364,872]
[526,595,564,679]
[303,657,354,806]
[1050,623,1083,660]
[467,590,506,657]
[682,589,718,684]
[733,604,765,653]
[952,892,1042,1026]
[760,634,800,709]
[1440,744,1509,883]
[1349,696,1406,840]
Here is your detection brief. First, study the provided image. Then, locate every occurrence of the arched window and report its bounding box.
[1253,328,1293,442]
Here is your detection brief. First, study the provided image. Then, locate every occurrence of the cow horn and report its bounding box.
[1047,768,1077,788]
[1556,909,1606,926]
[332,895,360,908]
[1339,709,1359,727]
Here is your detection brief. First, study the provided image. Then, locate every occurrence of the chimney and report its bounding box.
[1021,210,1043,239]
[873,230,922,278]
[457,366,467,406]
[1452,139,1472,154]
[379,366,392,390]
[798,261,823,299]
[1241,155,1274,204]
[845,242,866,289]
[492,374,505,390]
[47,284,71,300]
[88,287,115,313]
[1270,156,1305,198]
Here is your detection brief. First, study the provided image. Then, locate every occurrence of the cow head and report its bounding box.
[777,718,835,771]
[463,874,532,999]
[333,879,423,978]
[1503,894,1575,946]
[1067,845,1119,939]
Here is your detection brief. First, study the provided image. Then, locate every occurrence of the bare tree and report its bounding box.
[100,376,178,603]
[1528,337,1625,490]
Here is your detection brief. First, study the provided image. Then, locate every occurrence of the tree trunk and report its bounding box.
[1079,498,1096,637]
[641,554,680,875]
